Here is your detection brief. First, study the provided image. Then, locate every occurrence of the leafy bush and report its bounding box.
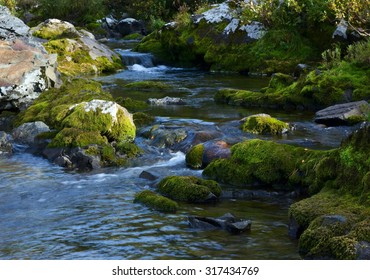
[37,0,107,24]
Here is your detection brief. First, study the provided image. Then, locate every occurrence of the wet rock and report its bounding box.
[145,125,188,149]
[147,96,186,106]
[314,100,369,126]
[0,131,13,154]
[188,213,252,234]
[186,140,231,169]
[134,190,178,213]
[139,170,159,181]
[0,6,61,111]
[12,121,50,145]
[43,147,101,171]
[332,18,348,40]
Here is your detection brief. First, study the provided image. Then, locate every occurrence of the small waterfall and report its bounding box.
[116,49,155,68]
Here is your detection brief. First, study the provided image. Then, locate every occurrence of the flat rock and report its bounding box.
[188,213,252,234]
[314,100,369,126]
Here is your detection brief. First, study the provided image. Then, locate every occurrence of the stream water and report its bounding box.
[0,40,358,260]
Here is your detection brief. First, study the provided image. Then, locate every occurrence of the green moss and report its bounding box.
[286,125,370,259]
[43,38,121,76]
[157,176,221,203]
[290,189,370,259]
[241,115,289,135]
[48,128,108,148]
[134,190,178,213]
[133,112,155,127]
[204,139,321,189]
[32,25,80,40]
[115,97,148,112]
[185,144,204,169]
[115,142,143,158]
[124,81,172,91]
[61,101,136,143]
[123,33,143,40]
[17,79,112,127]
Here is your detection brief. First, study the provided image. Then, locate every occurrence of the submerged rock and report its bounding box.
[0,6,61,111]
[314,100,369,126]
[188,213,252,234]
[134,190,178,213]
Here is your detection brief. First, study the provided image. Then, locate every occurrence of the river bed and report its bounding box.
[0,40,358,260]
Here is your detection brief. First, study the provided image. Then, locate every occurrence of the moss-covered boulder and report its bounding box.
[62,99,135,143]
[241,114,289,135]
[31,19,80,40]
[290,190,370,259]
[134,190,178,213]
[32,19,122,76]
[157,176,222,203]
[203,139,323,189]
[16,78,139,170]
[289,125,370,259]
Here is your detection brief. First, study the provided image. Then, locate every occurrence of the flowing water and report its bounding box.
[0,40,358,260]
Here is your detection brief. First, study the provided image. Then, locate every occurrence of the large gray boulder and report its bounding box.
[0,6,61,111]
[12,121,50,145]
[314,101,369,126]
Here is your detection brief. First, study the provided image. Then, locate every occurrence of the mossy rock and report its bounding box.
[157,176,221,203]
[186,144,204,169]
[203,139,323,189]
[115,142,143,158]
[61,99,136,143]
[289,189,370,259]
[16,78,112,128]
[241,114,289,135]
[48,127,108,148]
[44,38,121,76]
[287,125,370,259]
[134,190,178,213]
[115,97,148,112]
[32,19,80,40]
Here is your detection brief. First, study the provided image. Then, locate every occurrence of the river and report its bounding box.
[0,40,357,260]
